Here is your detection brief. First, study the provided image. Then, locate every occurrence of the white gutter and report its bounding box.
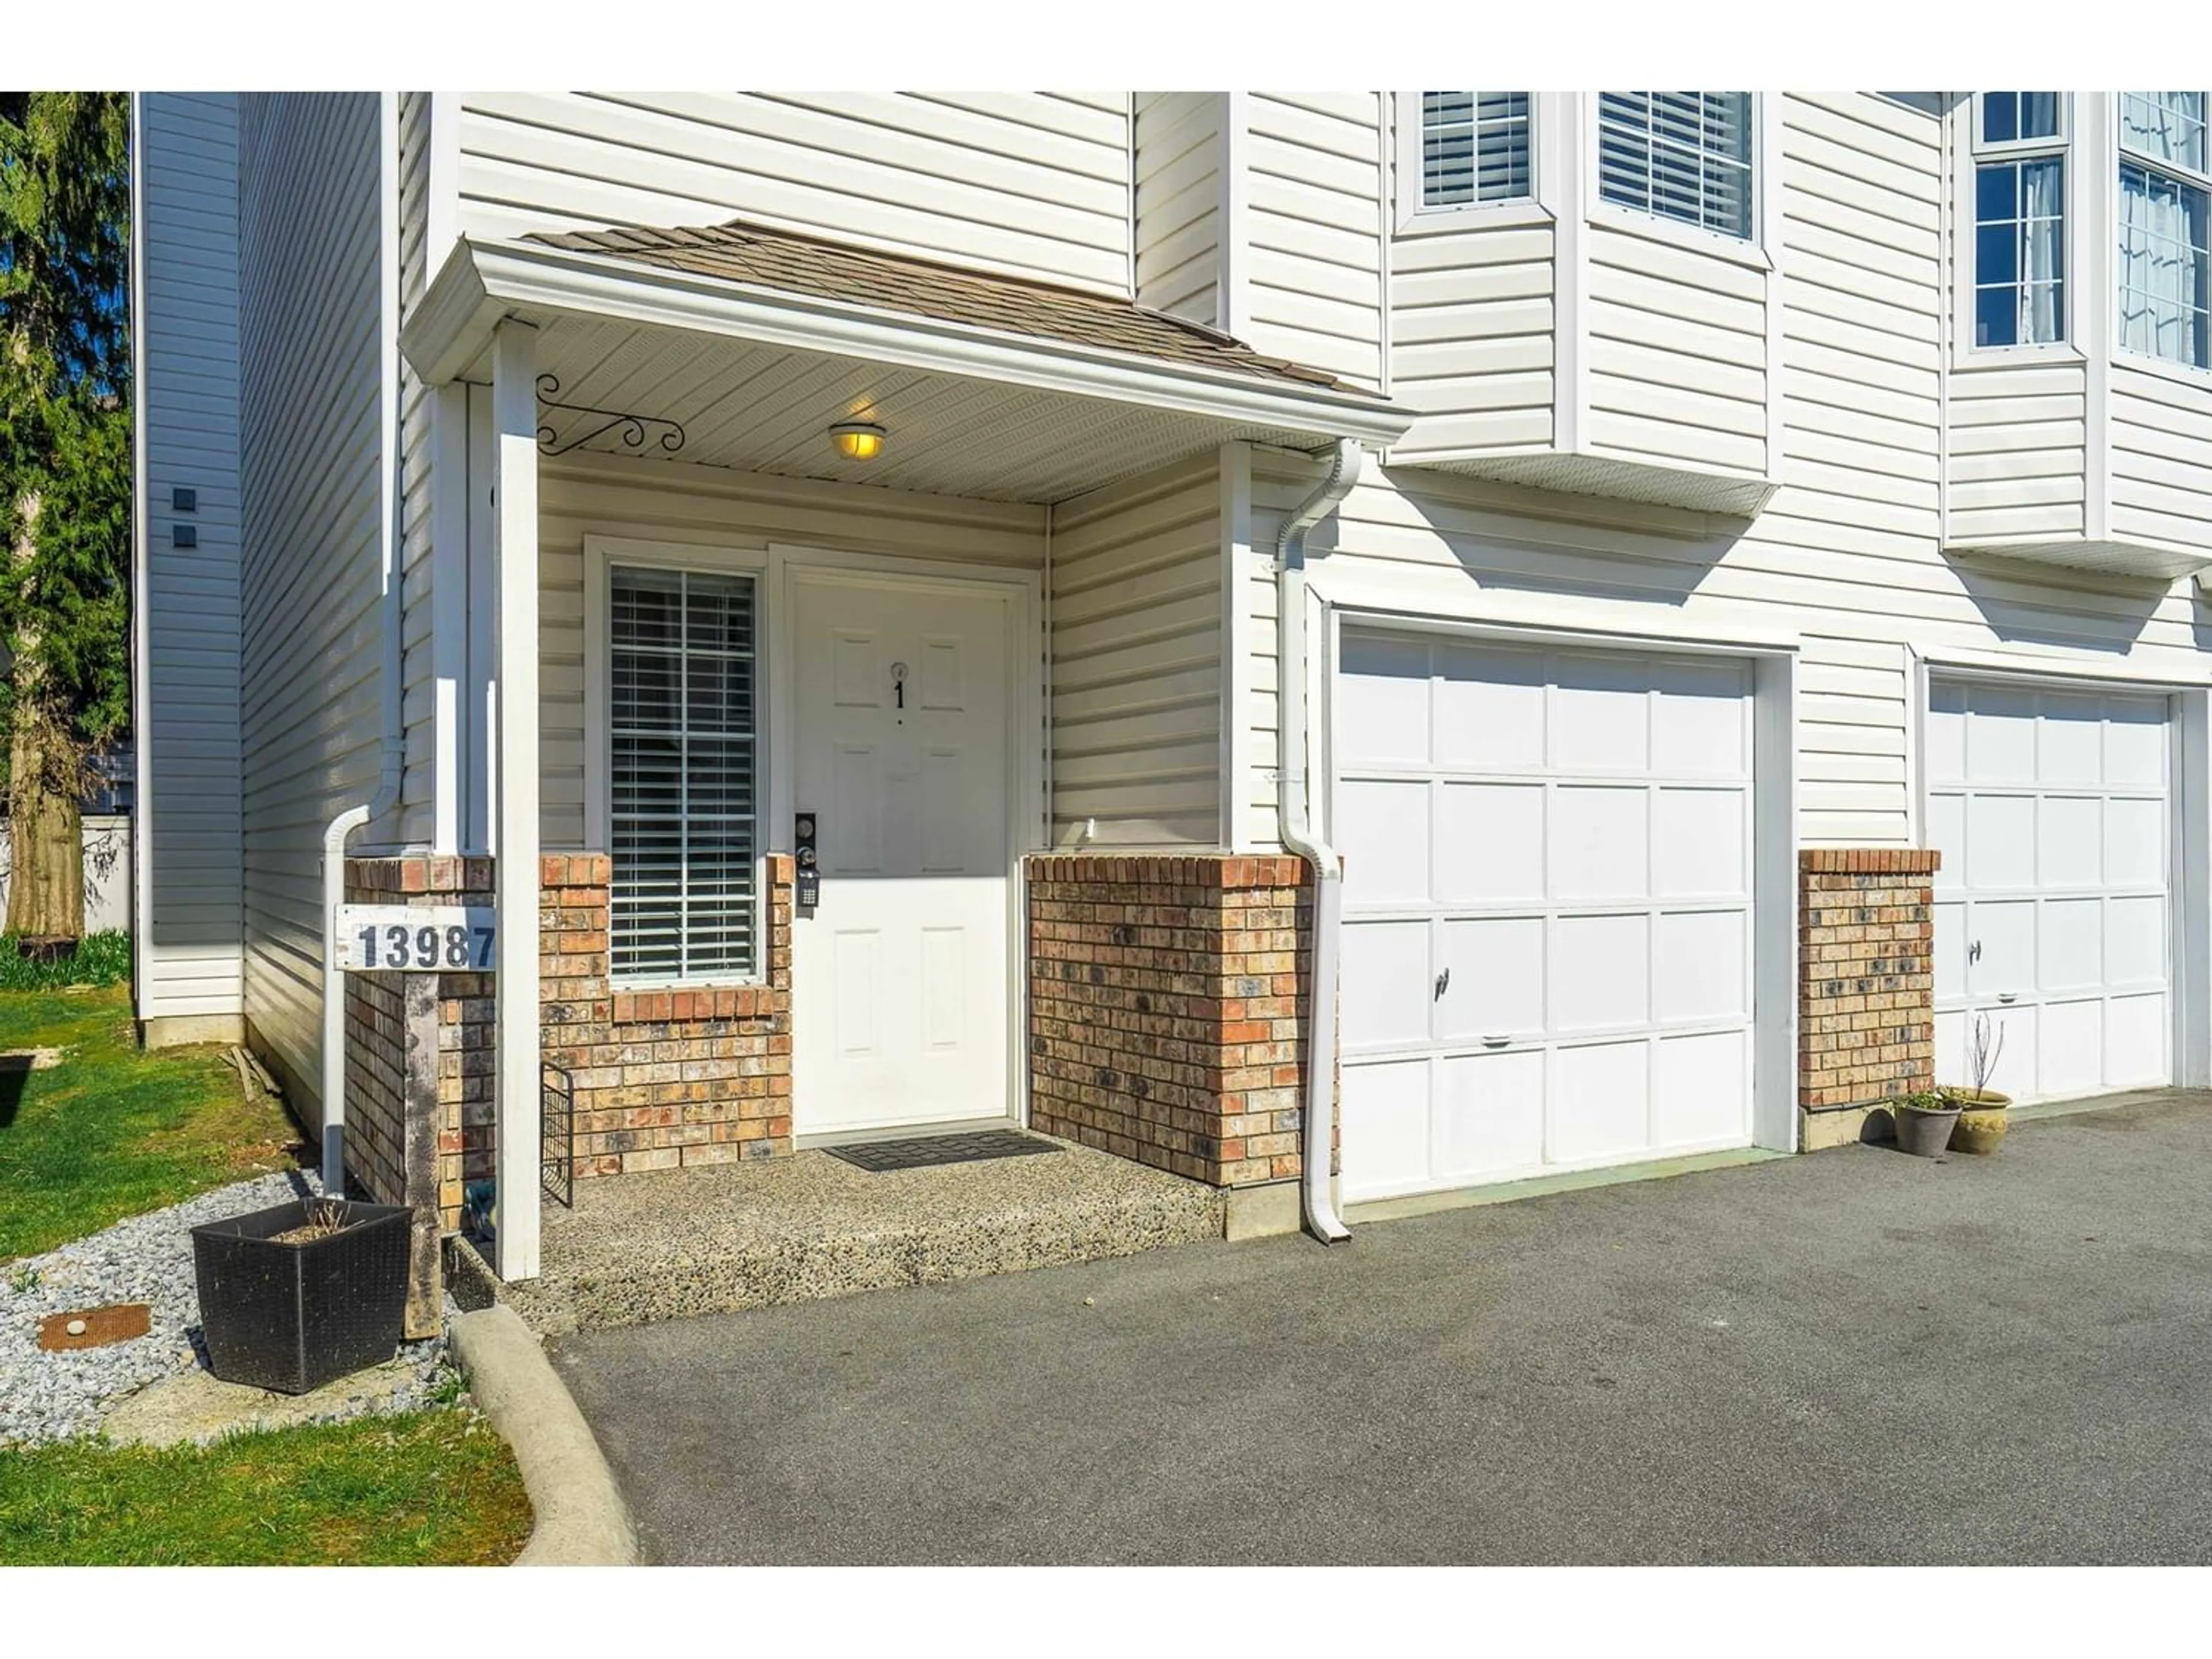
[318,92,407,1195]
[1275,437,1362,1244]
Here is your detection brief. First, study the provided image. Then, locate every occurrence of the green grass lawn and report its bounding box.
[0,984,303,1262]
[0,1411,534,1565]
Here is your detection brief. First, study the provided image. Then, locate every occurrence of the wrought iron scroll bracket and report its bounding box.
[533,374,687,459]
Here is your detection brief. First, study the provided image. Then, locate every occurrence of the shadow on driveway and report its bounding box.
[550,1094,2212,1564]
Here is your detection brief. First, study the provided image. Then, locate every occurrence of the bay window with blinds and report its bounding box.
[1971,92,2067,348]
[1595,92,1755,240]
[1413,92,1533,209]
[607,565,760,982]
[2118,91,2210,370]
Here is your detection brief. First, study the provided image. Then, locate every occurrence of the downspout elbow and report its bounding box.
[1273,437,1362,1243]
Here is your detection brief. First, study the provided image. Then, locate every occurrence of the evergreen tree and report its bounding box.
[0,92,132,940]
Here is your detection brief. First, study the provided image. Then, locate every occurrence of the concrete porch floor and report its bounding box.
[498,1135,1226,1335]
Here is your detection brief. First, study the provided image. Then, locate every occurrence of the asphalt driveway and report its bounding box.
[549,1094,2212,1564]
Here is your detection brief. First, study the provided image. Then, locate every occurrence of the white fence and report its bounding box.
[0,814,133,933]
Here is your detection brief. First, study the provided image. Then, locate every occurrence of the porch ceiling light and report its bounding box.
[830,421,888,461]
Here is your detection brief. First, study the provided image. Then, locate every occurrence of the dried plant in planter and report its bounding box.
[270,1196,354,1246]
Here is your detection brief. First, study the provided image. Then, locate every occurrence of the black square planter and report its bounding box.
[191,1199,412,1394]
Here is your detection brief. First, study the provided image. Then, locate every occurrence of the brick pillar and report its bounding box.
[1798,849,1941,1150]
[1026,854,1312,1187]
[344,854,495,1335]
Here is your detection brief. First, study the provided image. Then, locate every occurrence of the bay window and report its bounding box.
[608,565,759,982]
[1414,92,1533,208]
[1971,91,2067,347]
[2118,91,2210,370]
[1596,92,1755,240]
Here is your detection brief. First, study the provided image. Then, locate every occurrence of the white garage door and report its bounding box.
[1333,632,1758,1205]
[1928,679,2172,1102]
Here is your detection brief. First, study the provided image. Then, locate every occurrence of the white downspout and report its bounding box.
[317,92,407,1195]
[1274,437,1361,1243]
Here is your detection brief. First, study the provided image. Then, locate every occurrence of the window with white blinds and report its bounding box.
[2118,91,2210,370]
[1597,92,1755,240]
[1418,92,1532,207]
[608,566,759,981]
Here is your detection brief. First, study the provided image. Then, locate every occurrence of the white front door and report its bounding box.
[1928,679,2173,1102]
[1334,632,1758,1205]
[790,573,1013,1135]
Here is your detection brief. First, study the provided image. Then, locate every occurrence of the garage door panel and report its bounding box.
[2104,699,2167,787]
[1968,687,2040,783]
[1927,681,1967,781]
[1979,1002,2038,1099]
[1550,913,1650,1033]
[2037,999,2106,1098]
[1551,655,1654,772]
[1967,793,2037,889]
[1967,901,2037,995]
[2105,895,2165,985]
[1339,778,1430,907]
[2104,797,2165,887]
[1650,660,1750,776]
[1341,919,1432,1052]
[1338,634,1432,766]
[1438,916,1544,1040]
[1654,910,1748,1024]
[2035,692,2104,785]
[2107,994,2166,1086]
[2035,795,2102,888]
[1340,1058,1433,1200]
[1551,785,1649,902]
[1435,1050,1545,1183]
[1434,642,1545,770]
[2038,897,2103,991]
[1549,1040,1650,1162]
[1654,1029,1750,1146]
[1653,786,1748,898]
[1438,781,1543,904]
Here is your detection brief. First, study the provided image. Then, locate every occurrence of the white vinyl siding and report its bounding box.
[1388,210,1555,457]
[536,452,1044,852]
[1132,92,1224,327]
[1048,454,1223,847]
[1242,92,1385,389]
[607,567,759,981]
[137,92,245,1021]
[454,93,1131,294]
[396,90,439,848]
[1946,361,2089,543]
[2108,359,2212,548]
[236,92,386,1115]
[1597,93,1755,240]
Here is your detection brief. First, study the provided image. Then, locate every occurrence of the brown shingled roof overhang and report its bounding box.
[522,217,1359,396]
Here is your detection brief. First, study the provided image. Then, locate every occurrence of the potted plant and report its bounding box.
[1892,1088,1961,1158]
[1945,1013,2012,1154]
[191,1194,412,1393]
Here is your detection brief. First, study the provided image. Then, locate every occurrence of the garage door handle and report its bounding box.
[1434,968,1450,1000]
[1480,1035,1511,1048]
[1997,993,2017,1004]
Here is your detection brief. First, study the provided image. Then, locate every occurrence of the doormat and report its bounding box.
[825,1129,1064,1173]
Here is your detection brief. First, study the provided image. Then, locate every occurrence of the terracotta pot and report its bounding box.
[1946,1088,2012,1154]
[1895,1103,1962,1158]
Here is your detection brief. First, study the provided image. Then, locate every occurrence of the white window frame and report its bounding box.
[2115,90,2212,376]
[1585,91,1766,259]
[1959,90,2077,361]
[1394,90,1551,235]
[585,535,771,990]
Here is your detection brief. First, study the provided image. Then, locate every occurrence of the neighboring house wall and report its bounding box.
[396,90,441,850]
[235,92,387,1117]
[1131,92,1224,327]
[451,93,1133,293]
[1047,454,1224,847]
[136,92,244,1027]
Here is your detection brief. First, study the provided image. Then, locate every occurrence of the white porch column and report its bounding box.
[491,319,542,1281]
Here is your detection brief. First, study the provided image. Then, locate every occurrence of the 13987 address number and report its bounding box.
[334,904,497,972]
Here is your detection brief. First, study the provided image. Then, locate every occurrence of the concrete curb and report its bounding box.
[449,1305,637,1566]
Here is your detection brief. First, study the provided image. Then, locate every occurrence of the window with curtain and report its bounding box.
[1417,92,1532,207]
[1971,92,2067,347]
[2118,91,2211,370]
[608,566,759,981]
[1596,92,1754,240]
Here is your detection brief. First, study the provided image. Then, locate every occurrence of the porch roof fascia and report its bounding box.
[400,234,1412,450]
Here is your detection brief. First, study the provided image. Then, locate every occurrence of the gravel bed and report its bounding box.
[1,1171,455,1447]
